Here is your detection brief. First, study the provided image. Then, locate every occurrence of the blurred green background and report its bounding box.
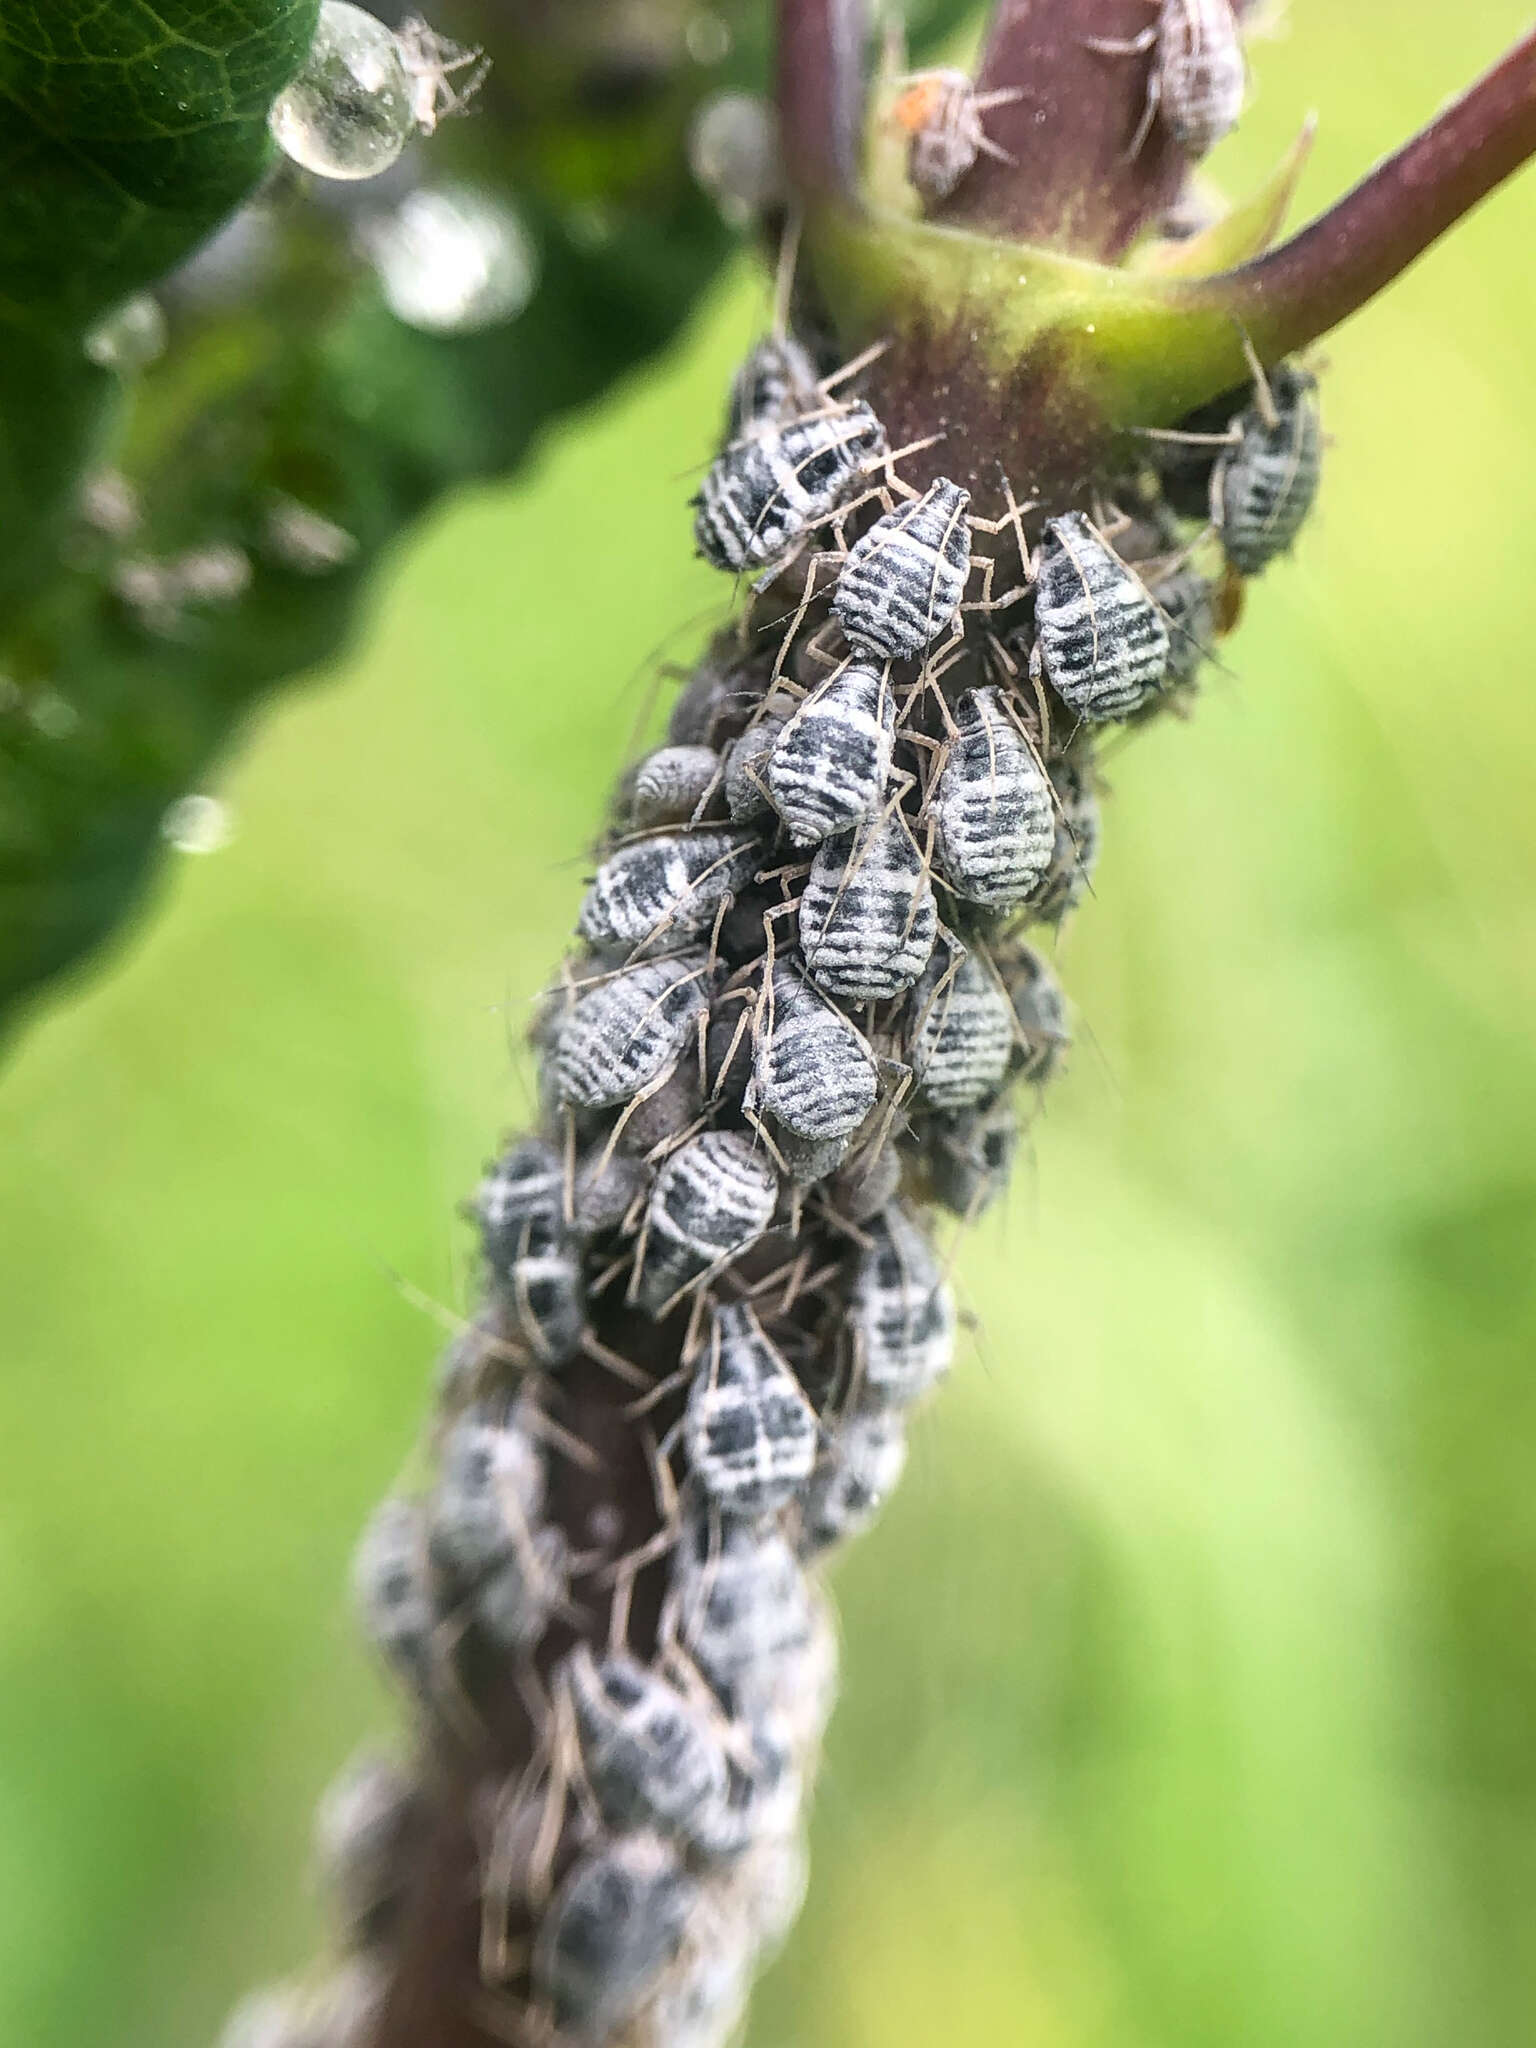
[4,4,1536,2043]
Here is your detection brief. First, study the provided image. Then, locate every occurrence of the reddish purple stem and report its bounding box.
[776,0,867,199]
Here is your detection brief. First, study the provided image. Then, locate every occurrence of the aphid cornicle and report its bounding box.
[928,1091,1020,1218]
[723,334,820,442]
[931,684,1055,908]
[693,401,887,573]
[798,1407,909,1553]
[1213,362,1322,575]
[630,744,722,828]
[1032,511,1171,721]
[832,477,973,660]
[907,945,1016,1112]
[352,1497,436,1691]
[852,1204,956,1408]
[684,1300,818,1518]
[1155,0,1246,159]
[890,69,1021,202]
[668,1513,815,1712]
[578,828,761,950]
[765,660,894,846]
[533,1832,698,2039]
[553,952,711,1111]
[565,1645,731,1844]
[748,957,879,1146]
[636,1130,780,1312]
[798,810,939,1003]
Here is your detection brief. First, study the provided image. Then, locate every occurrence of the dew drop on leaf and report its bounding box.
[161,794,234,855]
[83,294,166,372]
[268,0,414,182]
[361,186,538,333]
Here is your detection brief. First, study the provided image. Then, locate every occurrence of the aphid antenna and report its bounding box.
[769,205,804,341]
[1236,319,1280,428]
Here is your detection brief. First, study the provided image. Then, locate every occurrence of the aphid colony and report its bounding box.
[228,316,1320,2048]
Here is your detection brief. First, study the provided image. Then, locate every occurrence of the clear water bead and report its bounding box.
[268,1,414,181]
[83,294,165,372]
[362,185,537,333]
[688,93,783,226]
[161,794,233,855]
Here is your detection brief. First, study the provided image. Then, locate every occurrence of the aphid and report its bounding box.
[907,945,1015,1111]
[765,660,894,846]
[533,1832,698,2039]
[1032,512,1171,721]
[565,1645,731,1844]
[645,1909,755,2048]
[1150,561,1216,689]
[616,1053,705,1159]
[553,952,711,1111]
[738,1829,811,1956]
[1212,362,1322,575]
[798,1406,909,1553]
[830,1134,904,1222]
[667,639,746,748]
[996,940,1070,1085]
[931,684,1054,908]
[314,1750,422,1946]
[630,744,722,828]
[693,402,887,573]
[352,1496,437,1691]
[474,1146,585,1364]
[572,1149,650,1236]
[798,810,938,1003]
[690,1716,802,1861]
[667,1513,814,1712]
[393,14,487,136]
[889,69,1021,201]
[579,828,761,950]
[474,1525,569,1649]
[1026,748,1101,924]
[430,1406,545,1581]
[724,334,821,442]
[1089,0,1245,160]
[749,959,879,1145]
[851,1204,955,1407]
[927,1091,1020,1219]
[683,1300,818,1518]
[636,1130,780,1312]
[832,477,972,659]
[723,694,796,821]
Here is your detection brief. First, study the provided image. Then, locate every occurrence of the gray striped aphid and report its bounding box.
[723,693,796,821]
[748,958,879,1152]
[533,1833,697,2040]
[798,1407,908,1553]
[889,70,1022,202]
[636,1130,780,1313]
[723,334,820,442]
[352,1497,436,1694]
[931,684,1054,908]
[430,1406,544,1581]
[852,1204,956,1408]
[997,940,1070,1085]
[645,1903,756,2048]
[572,1148,650,1238]
[1033,512,1170,721]
[1090,1,1245,160]
[928,1092,1019,1219]
[1027,747,1101,923]
[667,1512,815,1712]
[314,1750,422,1948]
[683,1300,818,1518]
[565,1645,731,1845]
[579,828,761,950]
[832,478,972,660]
[1213,362,1322,575]
[475,1140,585,1365]
[693,401,887,573]
[908,944,1016,1111]
[765,660,894,846]
[798,809,938,1003]
[553,953,711,1112]
[1150,561,1216,690]
[630,744,722,829]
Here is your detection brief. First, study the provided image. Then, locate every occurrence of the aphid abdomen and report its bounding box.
[931,684,1054,907]
[533,1833,698,2039]
[1158,0,1245,158]
[474,1150,586,1364]
[1150,562,1216,689]
[908,948,1016,1111]
[832,478,972,659]
[724,694,796,821]
[996,939,1071,1085]
[752,960,879,1143]
[1026,749,1101,924]
[1215,363,1322,574]
[578,829,761,950]
[684,1301,818,1518]
[694,403,885,573]
[723,335,820,443]
[1034,511,1171,720]
[352,1497,437,1692]
[315,1751,423,1949]
[430,1409,545,1580]
[553,952,711,1111]
[636,1130,780,1312]
[798,812,938,1002]
[765,660,894,846]
[852,1204,956,1408]
[668,1515,815,1713]
[798,1407,909,1553]
[567,1646,731,1844]
[928,1092,1020,1218]
[631,744,722,828]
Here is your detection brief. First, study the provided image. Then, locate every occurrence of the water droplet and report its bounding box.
[685,11,732,64]
[30,691,80,739]
[688,93,782,227]
[173,545,251,605]
[83,294,166,372]
[161,794,234,855]
[268,0,414,181]
[361,184,538,333]
[78,469,141,539]
[262,494,359,574]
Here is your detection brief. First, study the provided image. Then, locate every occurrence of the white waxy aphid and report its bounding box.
[314,1750,420,1944]
[929,1092,1020,1219]
[566,1645,731,1844]
[684,1300,818,1518]
[668,1514,814,1712]
[931,684,1054,908]
[533,1832,698,2040]
[832,478,972,660]
[890,69,1020,201]
[474,1525,568,1649]
[852,1204,955,1407]
[1213,363,1322,575]
[693,402,887,573]
[749,958,879,1145]
[1156,0,1246,159]
[474,1139,584,1364]
[723,695,795,820]
[1033,511,1170,721]
[361,184,538,334]
[798,1407,908,1552]
[1150,561,1215,687]
[765,660,894,846]
[724,335,821,443]
[630,745,722,828]
[268,2,415,182]
[352,1496,436,1689]
[997,941,1070,1084]
[642,1896,756,2048]
[553,952,711,1111]
[689,1715,801,1862]
[798,810,938,1003]
[1027,749,1101,923]
[430,1406,545,1580]
[637,1130,779,1312]
[908,945,1015,1111]
[393,14,487,134]
[572,1148,649,1237]
[578,828,761,950]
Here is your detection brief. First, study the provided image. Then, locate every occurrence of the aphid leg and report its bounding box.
[578,1328,652,1391]
[1238,323,1279,427]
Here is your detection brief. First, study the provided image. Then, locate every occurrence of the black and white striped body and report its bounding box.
[474,1139,585,1363]
[928,1093,1019,1219]
[693,403,886,573]
[630,744,721,828]
[667,1514,815,1713]
[1034,512,1170,721]
[566,1646,731,1845]
[637,1130,779,1312]
[749,958,879,1144]
[798,1407,908,1552]
[554,953,710,1111]
[1158,0,1245,158]
[723,335,820,443]
[798,811,938,1002]
[352,1497,435,1691]
[997,940,1070,1085]
[852,1205,955,1407]
[1150,562,1215,688]
[1027,749,1101,924]
[430,1408,545,1580]
[931,684,1055,907]
[534,1834,696,2040]
[765,660,894,846]
[684,1301,818,1518]
[908,946,1016,1111]
[579,828,760,950]
[832,477,972,659]
[1214,364,1321,574]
